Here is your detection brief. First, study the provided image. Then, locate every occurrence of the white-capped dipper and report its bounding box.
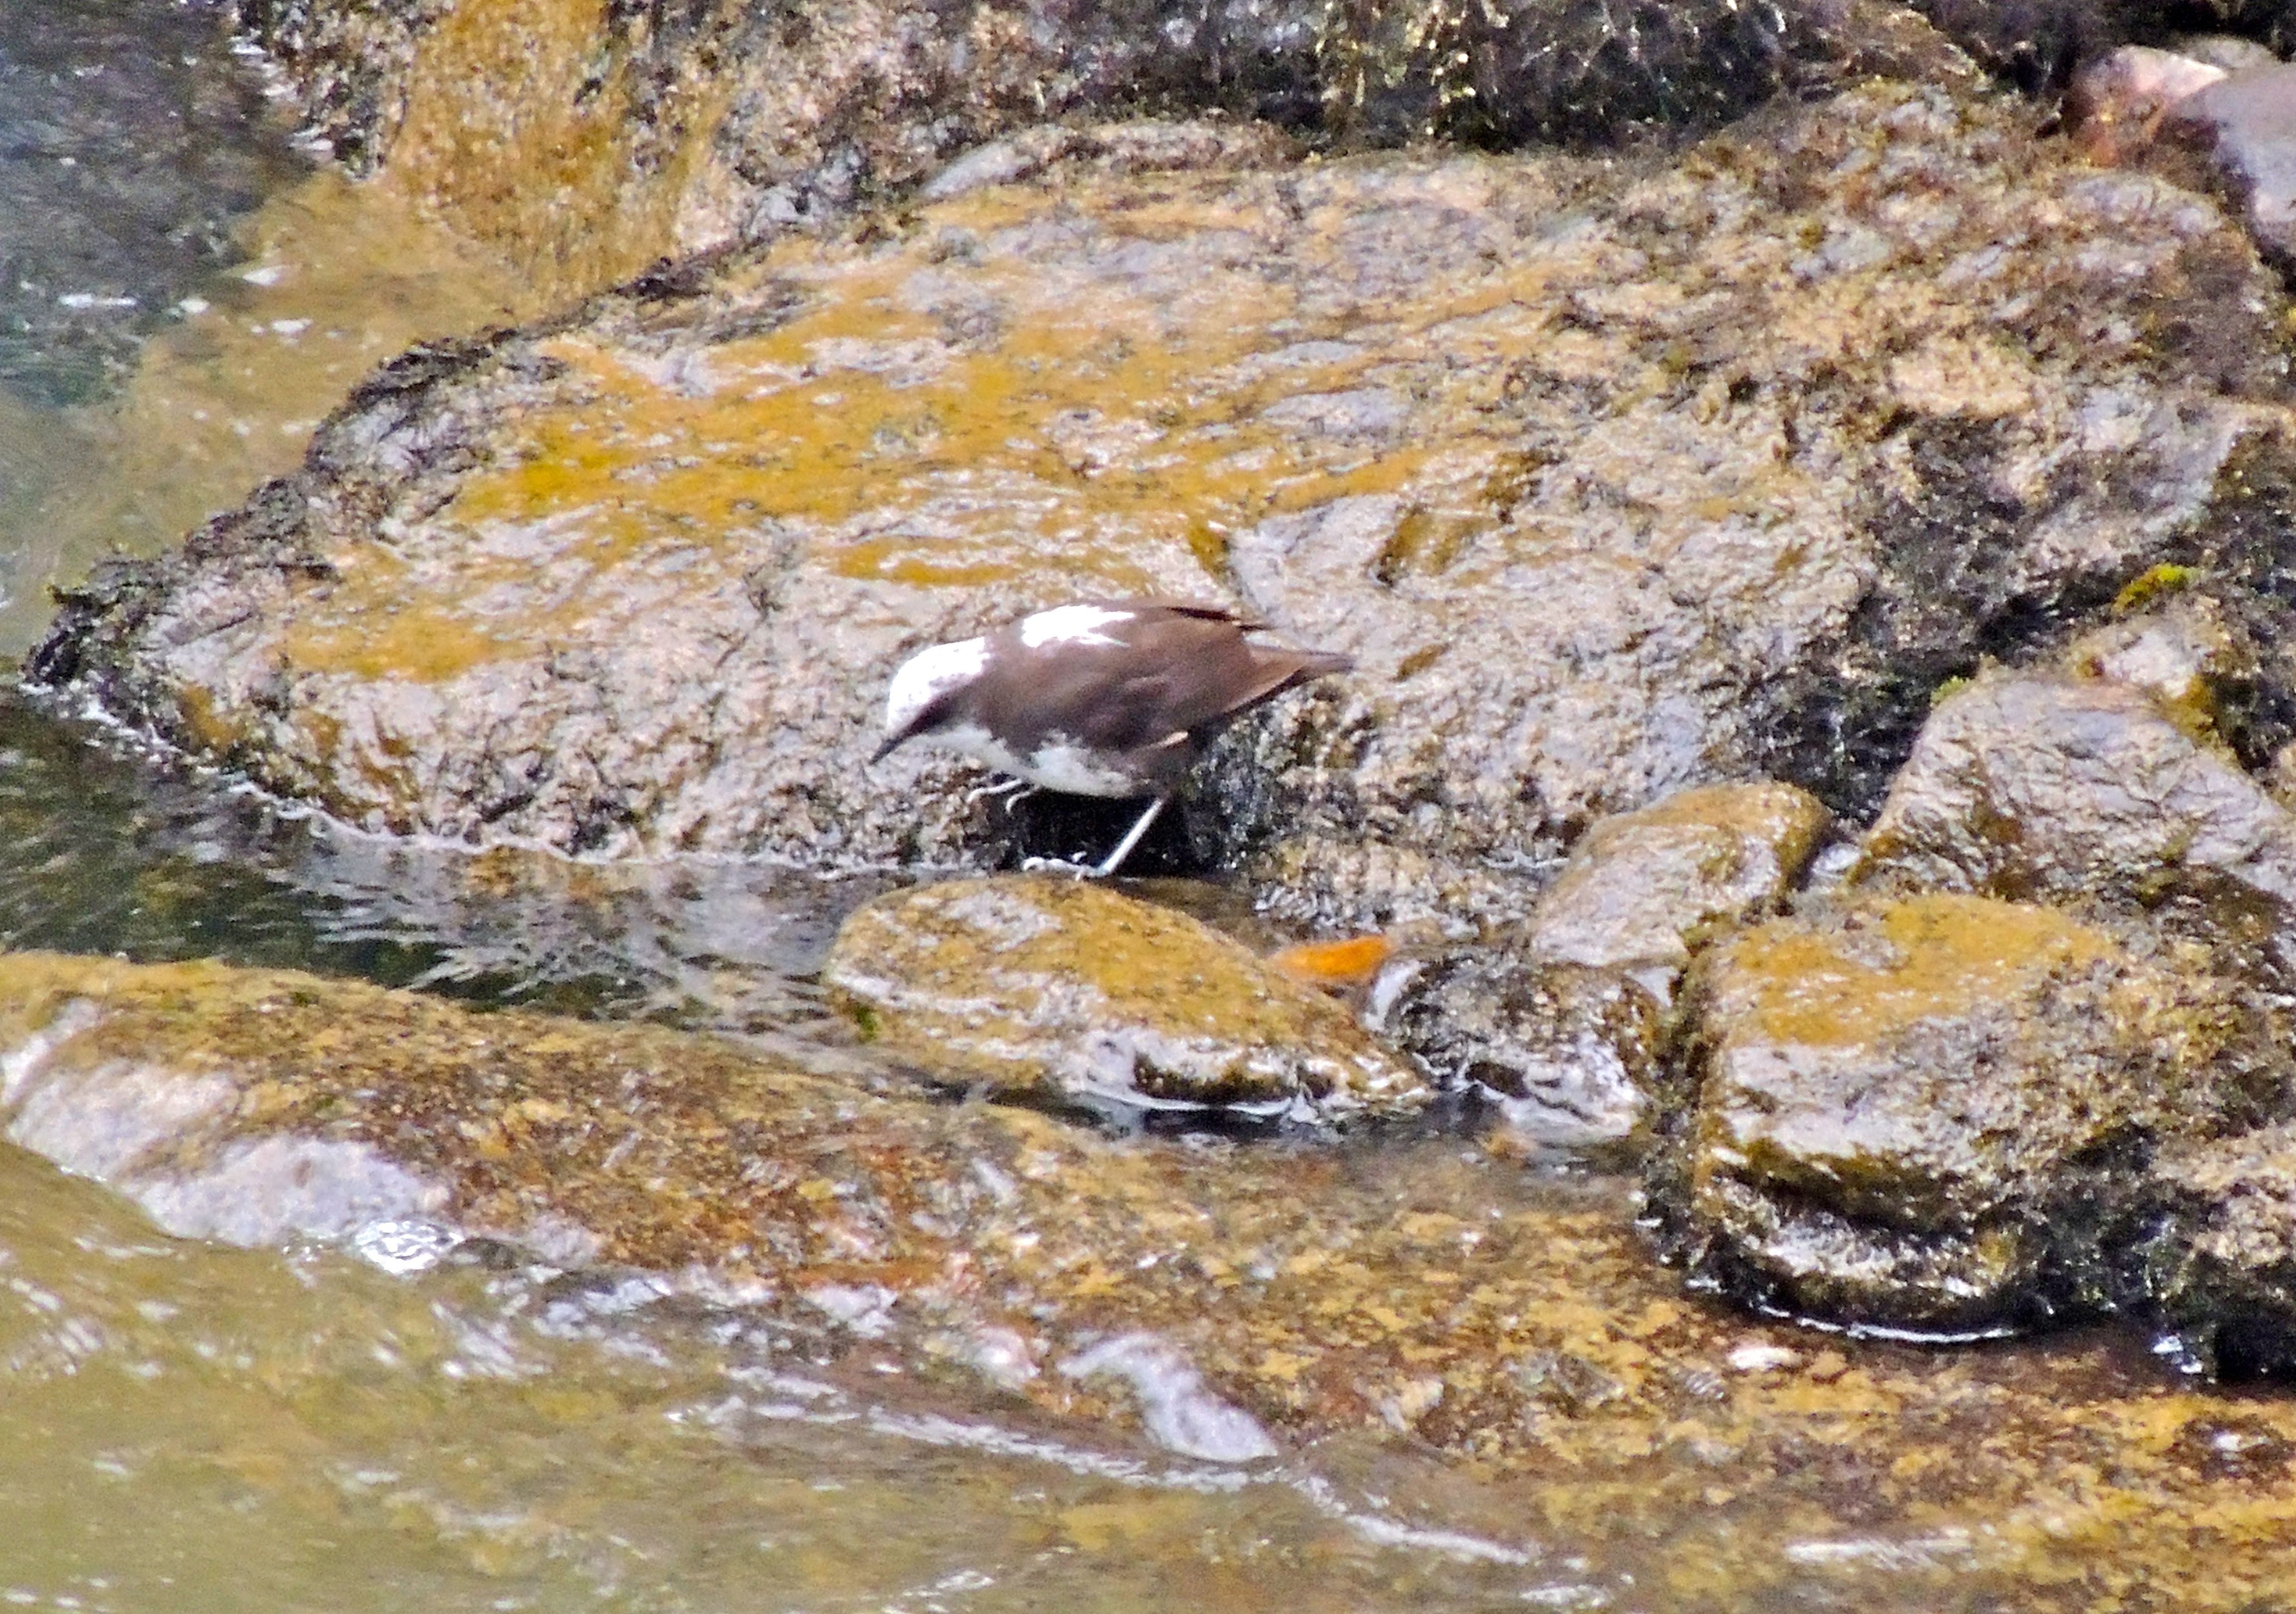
[872,600,1353,877]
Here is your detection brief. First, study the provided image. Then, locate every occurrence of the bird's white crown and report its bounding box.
[882,635,990,739]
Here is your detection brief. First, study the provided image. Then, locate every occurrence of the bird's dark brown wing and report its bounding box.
[976,604,1352,759]
[1072,618,1351,749]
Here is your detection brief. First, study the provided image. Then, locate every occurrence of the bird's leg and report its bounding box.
[1091,795,1168,878]
[1019,799,1166,877]
[1019,797,1168,880]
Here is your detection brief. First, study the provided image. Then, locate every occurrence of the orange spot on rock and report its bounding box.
[1266,934,1393,989]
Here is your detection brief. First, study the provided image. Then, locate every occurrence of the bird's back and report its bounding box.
[977,602,1350,761]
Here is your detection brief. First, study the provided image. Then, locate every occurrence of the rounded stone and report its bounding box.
[823,876,1430,1118]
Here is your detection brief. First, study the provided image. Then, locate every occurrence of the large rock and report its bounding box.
[33,77,2296,927]
[1663,893,2287,1333]
[822,875,1428,1117]
[1856,663,2296,984]
[224,0,1962,281]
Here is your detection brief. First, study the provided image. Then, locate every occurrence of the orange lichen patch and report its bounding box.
[417,163,1566,622]
[1266,933,1394,989]
[1724,893,2121,1049]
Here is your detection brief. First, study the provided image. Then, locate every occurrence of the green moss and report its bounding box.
[2113,563,2201,619]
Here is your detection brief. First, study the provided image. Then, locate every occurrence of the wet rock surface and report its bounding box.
[1856,662,2296,985]
[1369,780,1828,1149]
[35,75,2296,932]
[1660,892,2293,1333]
[1521,781,1830,990]
[2164,61,2296,267]
[2153,1122,2296,1375]
[822,875,1427,1116]
[14,946,2296,1606]
[221,0,1982,293]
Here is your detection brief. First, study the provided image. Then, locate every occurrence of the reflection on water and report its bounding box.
[0,0,304,409]
[0,691,889,1053]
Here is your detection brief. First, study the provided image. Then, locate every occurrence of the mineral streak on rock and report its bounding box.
[12,948,2296,1603]
[1660,892,2290,1333]
[217,0,1971,307]
[821,875,1429,1116]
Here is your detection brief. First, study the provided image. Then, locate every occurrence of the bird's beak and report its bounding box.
[869,731,905,766]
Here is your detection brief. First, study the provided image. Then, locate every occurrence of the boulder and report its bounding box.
[1521,780,1831,994]
[1371,952,1664,1148]
[1664,893,2284,1332]
[35,78,2296,930]
[823,876,1428,1117]
[1856,664,2296,984]
[1369,780,1828,1149]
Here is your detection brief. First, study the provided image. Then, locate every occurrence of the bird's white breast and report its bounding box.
[928,725,1143,797]
[1014,740,1143,798]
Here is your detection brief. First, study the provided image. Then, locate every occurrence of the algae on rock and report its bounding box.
[823,875,1429,1117]
[36,77,2296,935]
[1660,892,2290,1333]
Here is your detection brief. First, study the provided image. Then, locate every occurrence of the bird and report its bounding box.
[871,600,1354,877]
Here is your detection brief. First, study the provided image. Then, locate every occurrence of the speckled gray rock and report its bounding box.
[1855,665,2296,984]
[1664,893,2279,1333]
[32,78,2296,932]
[823,876,1430,1117]
[2164,63,2296,267]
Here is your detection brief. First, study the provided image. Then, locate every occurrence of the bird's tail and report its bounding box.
[1291,649,1355,679]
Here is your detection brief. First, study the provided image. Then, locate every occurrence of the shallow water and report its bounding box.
[6,2,2296,1608]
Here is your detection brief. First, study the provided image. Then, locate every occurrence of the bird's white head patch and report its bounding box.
[883,636,990,740]
[1017,604,1132,650]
